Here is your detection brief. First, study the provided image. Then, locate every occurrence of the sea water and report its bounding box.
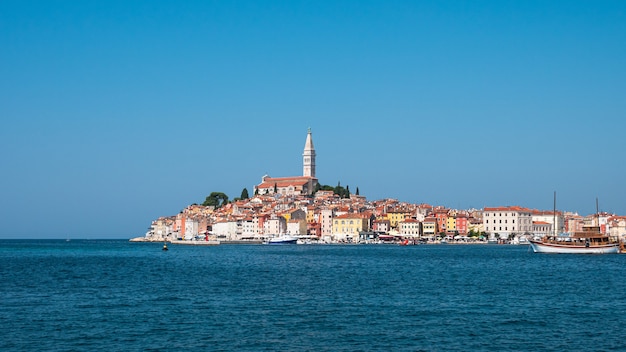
[1,240,625,351]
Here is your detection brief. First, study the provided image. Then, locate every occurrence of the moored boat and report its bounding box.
[529,233,620,254]
[266,235,299,245]
[529,194,620,254]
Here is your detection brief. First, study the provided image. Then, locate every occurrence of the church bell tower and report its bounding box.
[303,128,316,178]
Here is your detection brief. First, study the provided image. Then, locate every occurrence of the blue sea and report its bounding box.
[1,240,625,351]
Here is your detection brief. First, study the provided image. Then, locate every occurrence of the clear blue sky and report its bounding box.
[1,1,625,238]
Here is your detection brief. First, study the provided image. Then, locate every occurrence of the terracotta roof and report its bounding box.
[335,213,366,219]
[262,176,316,182]
[257,179,310,188]
[484,206,532,212]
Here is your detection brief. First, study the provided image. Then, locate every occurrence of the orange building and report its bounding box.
[434,208,449,234]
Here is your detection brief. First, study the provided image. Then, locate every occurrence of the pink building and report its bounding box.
[455,214,468,235]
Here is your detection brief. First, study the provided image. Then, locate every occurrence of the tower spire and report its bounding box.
[303,128,316,177]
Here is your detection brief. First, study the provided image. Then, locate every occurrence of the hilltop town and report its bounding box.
[136,129,626,244]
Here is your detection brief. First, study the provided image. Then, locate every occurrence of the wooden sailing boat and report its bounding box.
[529,194,620,254]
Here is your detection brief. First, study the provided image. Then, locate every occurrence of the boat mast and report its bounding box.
[596,197,599,228]
[553,191,557,237]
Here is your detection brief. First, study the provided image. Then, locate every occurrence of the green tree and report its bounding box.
[318,183,354,198]
[333,183,349,198]
[356,187,359,196]
[240,188,249,200]
[202,192,229,208]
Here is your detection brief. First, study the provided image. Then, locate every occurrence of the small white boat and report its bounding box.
[266,235,299,245]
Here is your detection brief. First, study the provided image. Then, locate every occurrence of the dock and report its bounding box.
[170,240,220,246]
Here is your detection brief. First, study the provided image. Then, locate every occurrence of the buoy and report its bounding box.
[162,243,168,251]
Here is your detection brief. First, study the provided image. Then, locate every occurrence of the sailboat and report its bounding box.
[529,194,621,254]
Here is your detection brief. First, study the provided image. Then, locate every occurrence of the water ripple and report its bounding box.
[1,241,626,351]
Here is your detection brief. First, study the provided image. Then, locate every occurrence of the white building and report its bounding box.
[483,206,533,238]
[320,208,334,238]
[286,219,307,236]
[398,218,420,236]
[608,216,626,241]
[532,210,564,235]
[532,221,553,237]
[184,219,200,240]
[264,216,287,236]
[372,219,390,234]
[149,217,174,239]
[212,220,238,240]
[239,218,259,239]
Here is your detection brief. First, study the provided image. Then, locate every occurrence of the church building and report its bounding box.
[254,129,319,196]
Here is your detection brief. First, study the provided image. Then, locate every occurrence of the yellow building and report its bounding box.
[446,217,457,234]
[306,206,316,223]
[422,217,438,237]
[386,210,411,228]
[332,213,369,237]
